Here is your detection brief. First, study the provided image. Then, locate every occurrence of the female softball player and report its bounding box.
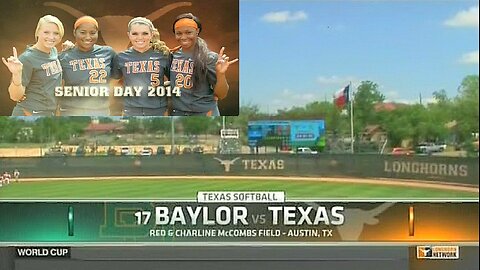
[170,13,238,116]
[2,15,64,116]
[114,17,170,116]
[58,16,118,116]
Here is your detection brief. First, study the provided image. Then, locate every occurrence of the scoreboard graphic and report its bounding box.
[0,198,477,244]
[247,120,326,151]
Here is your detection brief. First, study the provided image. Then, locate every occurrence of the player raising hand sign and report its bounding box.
[2,15,64,116]
[170,13,238,116]
[2,47,23,76]
[215,47,238,75]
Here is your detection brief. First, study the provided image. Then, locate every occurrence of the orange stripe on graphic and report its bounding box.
[409,206,414,236]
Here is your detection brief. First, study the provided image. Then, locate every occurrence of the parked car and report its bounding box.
[193,146,204,154]
[437,142,447,152]
[45,146,68,157]
[391,147,414,156]
[296,147,318,154]
[120,147,131,156]
[416,142,444,154]
[140,147,153,156]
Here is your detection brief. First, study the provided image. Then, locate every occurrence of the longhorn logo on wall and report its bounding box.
[214,157,241,173]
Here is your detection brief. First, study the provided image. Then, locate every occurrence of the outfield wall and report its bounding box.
[0,154,478,186]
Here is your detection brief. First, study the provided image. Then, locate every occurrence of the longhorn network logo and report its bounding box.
[213,157,241,172]
[417,246,459,260]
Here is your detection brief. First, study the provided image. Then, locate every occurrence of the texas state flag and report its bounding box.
[334,85,350,109]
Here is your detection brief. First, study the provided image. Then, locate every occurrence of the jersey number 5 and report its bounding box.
[151,73,160,87]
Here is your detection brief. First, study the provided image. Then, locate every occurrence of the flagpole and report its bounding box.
[349,81,354,154]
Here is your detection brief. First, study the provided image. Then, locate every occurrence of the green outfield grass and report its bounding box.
[0,178,478,199]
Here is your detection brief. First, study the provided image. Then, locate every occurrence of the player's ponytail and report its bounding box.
[151,28,170,56]
[193,37,209,85]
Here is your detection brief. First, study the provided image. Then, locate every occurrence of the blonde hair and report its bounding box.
[127,17,169,55]
[35,15,65,40]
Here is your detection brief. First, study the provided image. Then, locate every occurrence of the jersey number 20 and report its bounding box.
[175,74,192,89]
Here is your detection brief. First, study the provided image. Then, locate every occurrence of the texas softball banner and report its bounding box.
[0,200,477,243]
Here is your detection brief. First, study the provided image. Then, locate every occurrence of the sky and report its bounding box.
[239,0,479,112]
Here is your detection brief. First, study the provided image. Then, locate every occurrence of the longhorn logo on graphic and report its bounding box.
[417,246,433,258]
[308,202,395,240]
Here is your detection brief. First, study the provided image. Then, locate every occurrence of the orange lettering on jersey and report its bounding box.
[181,60,190,73]
[98,58,106,69]
[90,58,102,69]
[139,61,147,72]
[78,59,86,70]
[69,60,79,71]
[147,61,153,73]
[41,60,62,76]
[124,62,132,74]
[189,61,194,74]
[124,60,160,74]
[52,59,62,74]
[176,60,184,72]
[170,59,194,74]
[41,63,51,76]
[171,59,178,72]
[132,62,140,73]
[84,58,93,70]
[69,58,106,71]
[147,60,160,73]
